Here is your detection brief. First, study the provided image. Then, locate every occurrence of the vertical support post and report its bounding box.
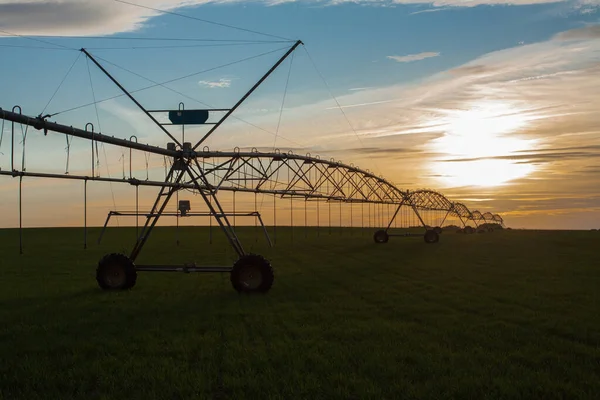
[339,201,342,236]
[11,121,14,171]
[84,179,88,249]
[304,197,308,239]
[361,202,364,236]
[176,190,180,246]
[316,199,320,237]
[350,201,353,236]
[86,123,95,178]
[273,194,277,245]
[11,106,21,172]
[328,201,331,235]
[288,165,292,244]
[19,175,23,255]
[209,195,213,245]
[179,102,185,144]
[135,185,139,239]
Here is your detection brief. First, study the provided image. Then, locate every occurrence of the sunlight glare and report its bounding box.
[427,101,539,187]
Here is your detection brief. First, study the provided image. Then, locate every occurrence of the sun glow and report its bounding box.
[428,101,539,187]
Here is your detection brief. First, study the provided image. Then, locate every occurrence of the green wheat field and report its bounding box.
[0,226,598,399]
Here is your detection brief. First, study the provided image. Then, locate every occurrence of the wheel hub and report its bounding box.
[239,265,263,289]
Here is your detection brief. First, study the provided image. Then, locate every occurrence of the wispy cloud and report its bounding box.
[348,87,375,91]
[410,7,450,15]
[324,99,395,110]
[201,23,600,227]
[387,52,440,63]
[0,1,586,37]
[198,78,232,88]
[553,24,600,41]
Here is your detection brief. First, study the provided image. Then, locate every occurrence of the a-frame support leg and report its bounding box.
[385,200,405,232]
[129,165,186,261]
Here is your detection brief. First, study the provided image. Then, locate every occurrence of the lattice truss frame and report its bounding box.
[0,40,505,290]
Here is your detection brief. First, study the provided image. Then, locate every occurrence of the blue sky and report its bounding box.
[1,0,600,229]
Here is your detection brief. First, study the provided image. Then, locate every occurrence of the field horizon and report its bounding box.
[1,226,598,399]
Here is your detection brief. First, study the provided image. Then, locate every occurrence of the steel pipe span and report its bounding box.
[0,107,505,220]
[0,39,506,294]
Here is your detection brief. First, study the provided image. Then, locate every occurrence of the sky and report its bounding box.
[0,0,599,230]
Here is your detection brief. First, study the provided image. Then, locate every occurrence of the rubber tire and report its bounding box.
[433,226,443,235]
[464,226,475,234]
[456,228,464,234]
[230,254,274,294]
[373,230,389,244]
[96,253,137,290]
[424,230,439,244]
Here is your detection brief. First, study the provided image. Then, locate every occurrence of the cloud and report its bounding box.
[553,24,600,41]
[198,78,232,88]
[0,1,591,37]
[202,22,600,226]
[4,18,600,228]
[387,52,440,63]
[447,64,498,76]
[409,7,450,14]
[348,87,375,91]
[324,99,395,110]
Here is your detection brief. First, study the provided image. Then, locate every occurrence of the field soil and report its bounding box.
[0,226,598,399]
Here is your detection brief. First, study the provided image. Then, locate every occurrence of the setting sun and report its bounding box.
[428,101,540,187]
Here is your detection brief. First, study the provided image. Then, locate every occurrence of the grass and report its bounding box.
[0,225,599,399]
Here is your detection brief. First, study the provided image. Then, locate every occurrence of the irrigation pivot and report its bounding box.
[0,40,505,293]
[0,41,303,293]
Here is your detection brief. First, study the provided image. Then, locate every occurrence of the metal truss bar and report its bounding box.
[130,165,184,261]
[407,200,428,230]
[0,108,176,157]
[81,49,183,147]
[109,211,262,217]
[283,159,314,193]
[1,168,405,206]
[188,160,245,256]
[98,210,272,247]
[193,40,303,149]
[0,111,503,224]
[440,209,451,227]
[385,199,405,231]
[0,108,407,192]
[136,265,232,273]
[0,169,179,188]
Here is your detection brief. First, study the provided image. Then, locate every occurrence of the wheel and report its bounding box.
[434,226,443,235]
[230,254,274,294]
[373,229,389,244]
[424,229,439,244]
[456,228,464,234]
[464,226,474,234]
[96,253,137,290]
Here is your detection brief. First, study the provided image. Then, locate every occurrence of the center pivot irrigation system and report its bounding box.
[0,39,504,294]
